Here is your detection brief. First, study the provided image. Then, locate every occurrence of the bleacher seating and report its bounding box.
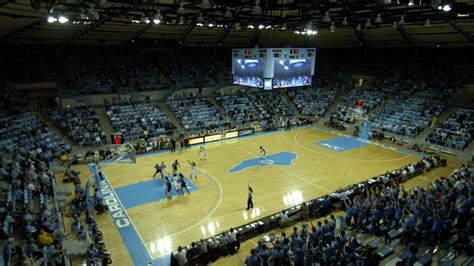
[426,108,474,149]
[111,53,168,91]
[288,87,337,118]
[0,112,71,159]
[50,105,107,146]
[63,50,114,95]
[331,89,385,123]
[371,89,450,137]
[106,96,175,140]
[168,92,230,133]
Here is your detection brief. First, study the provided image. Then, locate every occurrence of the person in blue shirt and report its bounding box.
[293,242,305,266]
[244,249,259,266]
[258,245,270,265]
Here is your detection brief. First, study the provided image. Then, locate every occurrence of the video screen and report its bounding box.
[233,59,264,88]
[273,59,312,88]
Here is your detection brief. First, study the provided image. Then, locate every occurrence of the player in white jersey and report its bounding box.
[160,162,168,183]
[260,146,266,163]
[198,146,206,163]
[188,160,197,181]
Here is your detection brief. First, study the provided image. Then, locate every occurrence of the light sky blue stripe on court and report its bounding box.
[87,164,155,266]
[115,177,198,209]
[228,151,296,173]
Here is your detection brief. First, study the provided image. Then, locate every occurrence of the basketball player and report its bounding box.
[173,173,183,195]
[198,146,206,163]
[246,185,254,210]
[260,146,266,163]
[188,160,197,181]
[172,159,180,175]
[165,177,172,200]
[153,163,161,178]
[179,173,190,195]
[160,162,168,177]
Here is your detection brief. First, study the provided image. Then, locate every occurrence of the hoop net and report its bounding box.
[94,142,136,173]
[348,107,366,121]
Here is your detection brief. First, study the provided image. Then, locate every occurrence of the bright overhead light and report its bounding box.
[280,23,287,31]
[178,17,185,25]
[258,24,265,30]
[252,0,262,14]
[201,0,211,9]
[408,0,414,6]
[58,15,69,24]
[375,13,382,23]
[47,16,57,23]
[294,30,300,34]
[424,19,431,27]
[441,4,452,12]
[322,11,331,23]
[341,17,349,26]
[145,18,151,24]
[248,24,255,29]
[399,15,405,25]
[208,22,214,28]
[265,25,272,29]
[224,7,233,19]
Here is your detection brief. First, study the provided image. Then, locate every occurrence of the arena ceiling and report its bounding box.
[0,0,473,48]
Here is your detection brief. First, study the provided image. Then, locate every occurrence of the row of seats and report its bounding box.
[0,112,71,160]
[106,98,175,140]
[288,87,337,118]
[1,152,69,265]
[49,105,107,146]
[427,108,474,149]
[167,93,230,133]
[371,89,449,137]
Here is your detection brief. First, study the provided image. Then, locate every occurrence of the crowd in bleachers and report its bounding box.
[0,112,71,160]
[215,89,295,130]
[106,96,175,140]
[0,151,68,265]
[63,50,114,95]
[50,105,107,146]
[288,87,337,118]
[0,52,58,83]
[331,89,385,123]
[111,53,168,91]
[371,89,450,137]
[168,92,230,133]
[427,108,474,149]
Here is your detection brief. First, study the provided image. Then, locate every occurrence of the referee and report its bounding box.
[246,185,254,210]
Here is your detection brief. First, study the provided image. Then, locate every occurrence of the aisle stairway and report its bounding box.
[207,96,237,128]
[279,90,301,118]
[94,107,115,136]
[157,100,185,133]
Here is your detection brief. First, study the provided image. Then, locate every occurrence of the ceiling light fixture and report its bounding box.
[375,13,382,23]
[224,7,233,19]
[322,11,331,23]
[58,15,69,24]
[177,3,185,15]
[253,0,262,15]
[329,22,336,32]
[424,19,431,27]
[341,17,349,26]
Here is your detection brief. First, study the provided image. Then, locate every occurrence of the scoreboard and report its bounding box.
[232,48,316,89]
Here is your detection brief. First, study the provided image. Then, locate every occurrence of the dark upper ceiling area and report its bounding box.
[0,0,473,48]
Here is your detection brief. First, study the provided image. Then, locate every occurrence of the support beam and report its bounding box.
[178,15,199,43]
[122,23,152,45]
[217,6,243,46]
[448,20,474,43]
[397,25,416,48]
[251,29,261,47]
[0,19,41,40]
[61,4,134,46]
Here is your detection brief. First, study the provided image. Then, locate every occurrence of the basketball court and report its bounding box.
[68,126,457,265]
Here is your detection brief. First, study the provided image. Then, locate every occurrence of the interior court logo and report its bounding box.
[319,142,345,151]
